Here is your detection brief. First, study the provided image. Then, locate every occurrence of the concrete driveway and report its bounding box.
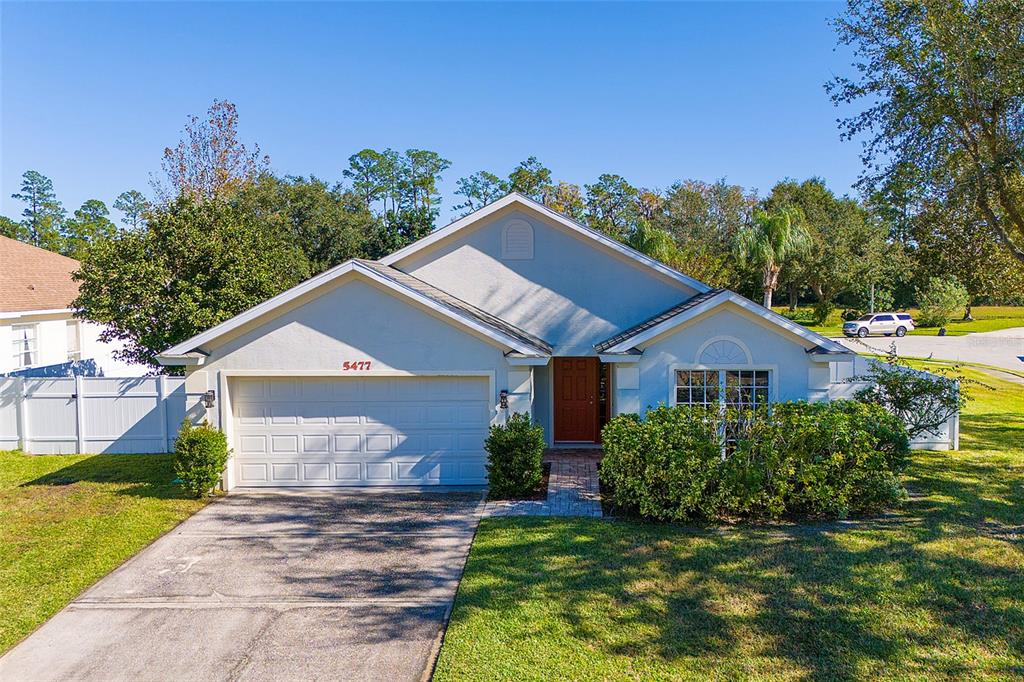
[0,489,484,681]
[835,327,1024,374]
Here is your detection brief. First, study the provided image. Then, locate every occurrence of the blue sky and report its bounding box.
[0,1,861,223]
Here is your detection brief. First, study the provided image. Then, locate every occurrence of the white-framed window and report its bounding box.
[11,324,38,368]
[675,369,771,409]
[66,320,82,362]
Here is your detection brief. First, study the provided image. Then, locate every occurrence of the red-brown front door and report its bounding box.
[554,357,599,442]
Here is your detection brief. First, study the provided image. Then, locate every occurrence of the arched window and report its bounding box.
[501,219,534,260]
[698,338,750,365]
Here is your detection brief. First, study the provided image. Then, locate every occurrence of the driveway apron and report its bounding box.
[0,489,484,682]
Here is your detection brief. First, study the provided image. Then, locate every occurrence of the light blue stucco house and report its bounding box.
[158,193,866,489]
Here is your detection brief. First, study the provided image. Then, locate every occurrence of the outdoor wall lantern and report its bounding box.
[499,390,509,409]
[202,390,216,409]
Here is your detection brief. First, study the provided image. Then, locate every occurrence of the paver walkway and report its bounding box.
[483,448,602,517]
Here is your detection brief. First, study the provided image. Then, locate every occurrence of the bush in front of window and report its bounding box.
[599,401,909,521]
[485,412,546,498]
[599,405,723,520]
[174,419,229,498]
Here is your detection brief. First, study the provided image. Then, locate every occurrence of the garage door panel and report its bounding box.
[334,434,361,453]
[270,435,299,454]
[334,462,361,481]
[268,380,298,401]
[239,435,268,455]
[233,376,491,487]
[302,434,330,453]
[302,462,331,481]
[239,462,269,482]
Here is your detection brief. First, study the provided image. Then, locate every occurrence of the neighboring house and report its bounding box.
[0,236,146,377]
[158,193,874,489]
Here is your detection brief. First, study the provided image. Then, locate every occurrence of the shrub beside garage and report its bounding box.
[599,401,910,521]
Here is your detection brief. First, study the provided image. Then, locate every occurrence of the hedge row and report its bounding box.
[599,401,910,520]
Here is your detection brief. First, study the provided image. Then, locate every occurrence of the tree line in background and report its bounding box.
[2,0,1021,371]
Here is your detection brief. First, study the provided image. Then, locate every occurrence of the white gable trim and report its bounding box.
[380,193,711,293]
[158,260,548,361]
[602,290,851,355]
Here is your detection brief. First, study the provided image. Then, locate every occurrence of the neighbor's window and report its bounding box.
[11,324,38,368]
[66,320,81,362]
[675,369,770,409]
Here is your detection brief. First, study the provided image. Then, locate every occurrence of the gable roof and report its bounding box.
[380,193,711,294]
[594,289,725,352]
[357,260,552,353]
[159,259,551,362]
[0,236,81,313]
[594,289,851,355]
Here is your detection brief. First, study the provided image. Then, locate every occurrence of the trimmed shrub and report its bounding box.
[599,406,722,521]
[599,401,909,521]
[174,419,229,498]
[485,412,545,498]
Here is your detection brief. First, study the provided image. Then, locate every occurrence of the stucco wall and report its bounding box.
[185,276,521,431]
[614,304,842,417]
[398,208,698,354]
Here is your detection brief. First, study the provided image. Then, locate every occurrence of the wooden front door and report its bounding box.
[554,357,599,442]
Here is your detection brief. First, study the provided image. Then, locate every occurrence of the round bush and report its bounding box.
[174,419,229,498]
[485,412,545,498]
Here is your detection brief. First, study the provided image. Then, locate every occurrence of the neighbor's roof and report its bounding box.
[0,236,81,313]
[357,260,553,354]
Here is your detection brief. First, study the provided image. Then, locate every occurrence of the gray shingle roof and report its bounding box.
[358,260,552,355]
[593,289,725,352]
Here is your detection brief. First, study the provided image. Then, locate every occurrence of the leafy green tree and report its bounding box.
[235,175,377,274]
[113,190,150,229]
[155,99,269,202]
[546,181,587,222]
[915,276,970,327]
[453,171,509,216]
[830,0,1024,263]
[584,174,640,239]
[507,157,553,201]
[912,198,1024,319]
[734,207,810,308]
[401,149,451,211]
[654,179,757,289]
[765,178,900,310]
[0,215,25,241]
[342,148,447,239]
[11,170,65,251]
[343,148,391,209]
[74,194,309,370]
[62,199,117,260]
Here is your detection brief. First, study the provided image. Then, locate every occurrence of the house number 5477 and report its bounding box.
[342,361,372,370]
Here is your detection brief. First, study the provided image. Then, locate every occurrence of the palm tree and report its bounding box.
[734,207,809,308]
[626,219,679,265]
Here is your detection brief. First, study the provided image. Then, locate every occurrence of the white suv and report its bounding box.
[843,312,916,338]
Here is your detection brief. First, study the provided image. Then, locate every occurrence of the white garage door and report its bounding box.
[232,376,492,487]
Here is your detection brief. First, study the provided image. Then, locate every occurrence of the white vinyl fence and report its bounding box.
[0,377,190,454]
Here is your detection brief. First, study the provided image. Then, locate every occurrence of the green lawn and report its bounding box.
[0,453,206,653]
[775,304,1024,337]
[435,367,1024,680]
